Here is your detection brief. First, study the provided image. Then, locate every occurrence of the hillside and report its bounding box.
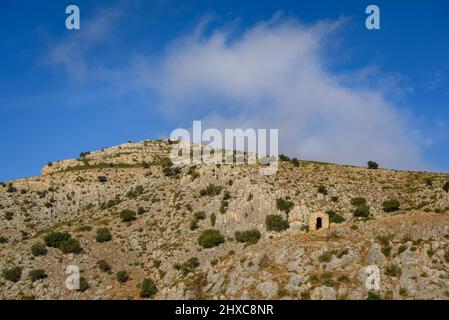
[1,139,449,300]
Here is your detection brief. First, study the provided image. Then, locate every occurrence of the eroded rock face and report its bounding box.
[2,139,449,300]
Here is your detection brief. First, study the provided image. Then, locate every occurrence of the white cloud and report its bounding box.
[142,16,425,170]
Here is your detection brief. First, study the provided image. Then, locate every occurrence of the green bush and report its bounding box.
[0,236,8,244]
[443,181,449,193]
[382,199,400,212]
[235,229,261,245]
[116,271,129,283]
[210,213,216,226]
[31,243,48,256]
[189,219,199,231]
[44,232,71,248]
[140,278,157,298]
[78,277,89,292]
[97,176,108,183]
[2,266,22,282]
[194,211,206,220]
[199,184,223,196]
[367,161,379,169]
[120,209,136,222]
[137,206,146,215]
[266,214,289,232]
[353,205,370,218]
[350,197,367,207]
[29,269,47,282]
[198,229,225,248]
[385,264,401,277]
[96,228,112,242]
[367,291,381,300]
[291,158,300,167]
[276,198,294,214]
[327,210,345,224]
[4,211,14,221]
[317,185,328,195]
[424,177,433,186]
[97,260,111,273]
[59,238,83,254]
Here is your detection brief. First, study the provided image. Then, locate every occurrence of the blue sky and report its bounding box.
[0,0,448,181]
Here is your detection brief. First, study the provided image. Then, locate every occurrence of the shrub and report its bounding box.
[382,199,400,212]
[327,210,345,224]
[194,211,206,220]
[198,229,225,248]
[210,213,216,226]
[235,229,261,245]
[31,243,48,256]
[189,219,199,231]
[2,267,22,282]
[353,205,370,218]
[59,238,83,254]
[96,228,112,242]
[331,196,339,202]
[367,161,379,169]
[120,209,136,222]
[185,257,200,269]
[97,260,111,273]
[317,185,328,195]
[350,197,367,207]
[4,211,14,221]
[44,232,71,248]
[97,176,108,183]
[367,291,381,300]
[279,154,290,161]
[6,183,17,193]
[318,251,334,263]
[116,271,129,283]
[140,278,157,298]
[219,200,229,214]
[291,158,300,167]
[163,166,181,177]
[29,269,47,282]
[385,264,401,277]
[276,198,294,214]
[160,157,173,168]
[0,236,8,244]
[78,277,89,292]
[137,206,146,215]
[424,177,433,186]
[199,184,222,196]
[266,214,289,232]
[443,181,449,193]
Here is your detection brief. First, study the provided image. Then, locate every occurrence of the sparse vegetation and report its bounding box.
[266,214,289,232]
[96,228,112,242]
[2,267,22,282]
[59,238,83,254]
[382,199,400,212]
[198,229,225,248]
[199,184,223,196]
[116,271,129,283]
[29,269,47,282]
[44,232,71,248]
[367,161,379,169]
[276,197,294,214]
[120,209,136,222]
[235,229,261,245]
[31,243,48,256]
[353,204,370,218]
[97,260,111,273]
[140,278,157,298]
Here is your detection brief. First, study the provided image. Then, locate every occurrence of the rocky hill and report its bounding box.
[1,139,449,300]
